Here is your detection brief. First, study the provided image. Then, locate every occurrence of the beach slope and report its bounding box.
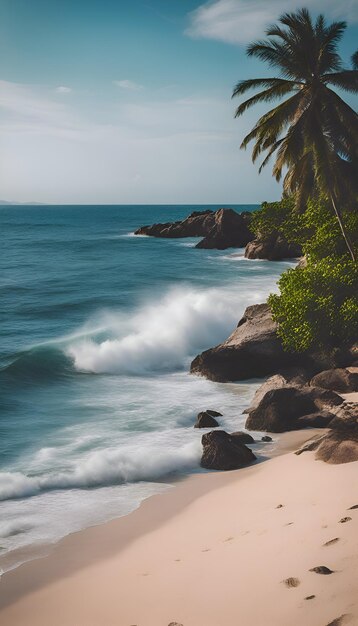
[0,448,357,626]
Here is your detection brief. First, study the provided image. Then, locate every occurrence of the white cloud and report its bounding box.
[55,86,72,94]
[186,0,358,45]
[113,79,144,91]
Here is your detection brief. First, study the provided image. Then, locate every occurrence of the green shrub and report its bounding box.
[268,257,358,353]
[250,197,301,241]
[251,196,358,261]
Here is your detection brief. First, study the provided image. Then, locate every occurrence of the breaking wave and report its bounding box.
[66,285,260,375]
[0,440,201,501]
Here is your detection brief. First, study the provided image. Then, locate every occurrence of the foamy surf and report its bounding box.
[66,284,268,375]
[1,203,287,575]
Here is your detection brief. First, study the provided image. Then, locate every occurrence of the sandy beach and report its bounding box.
[0,427,357,626]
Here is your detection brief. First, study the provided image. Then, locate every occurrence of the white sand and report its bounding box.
[0,445,357,626]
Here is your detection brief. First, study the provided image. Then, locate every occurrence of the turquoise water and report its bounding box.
[0,205,294,571]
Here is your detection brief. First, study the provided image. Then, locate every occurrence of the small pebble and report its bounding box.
[309,566,334,575]
[305,595,316,600]
[339,517,352,523]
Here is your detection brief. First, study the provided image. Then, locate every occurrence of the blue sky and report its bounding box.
[1,0,357,204]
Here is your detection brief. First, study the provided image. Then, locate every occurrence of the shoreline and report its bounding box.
[0,429,357,626]
[0,428,311,580]
[0,431,323,608]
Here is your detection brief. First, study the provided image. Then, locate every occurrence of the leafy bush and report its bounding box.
[251,196,358,261]
[299,198,358,261]
[269,257,358,352]
[250,197,300,241]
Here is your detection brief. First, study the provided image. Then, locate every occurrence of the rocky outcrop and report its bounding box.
[245,233,302,260]
[244,370,310,413]
[135,208,254,250]
[135,210,215,238]
[195,209,253,249]
[230,431,255,444]
[194,411,220,428]
[200,430,256,470]
[190,303,309,382]
[310,368,358,393]
[190,301,356,383]
[296,404,358,464]
[296,410,337,429]
[245,386,342,433]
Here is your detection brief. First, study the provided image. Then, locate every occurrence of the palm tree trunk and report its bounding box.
[330,194,356,262]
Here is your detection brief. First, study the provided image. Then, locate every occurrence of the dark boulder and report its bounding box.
[262,435,273,442]
[245,386,342,433]
[205,409,223,417]
[245,232,302,261]
[201,430,256,470]
[194,411,219,429]
[244,375,288,414]
[195,209,254,249]
[230,431,255,444]
[310,368,358,393]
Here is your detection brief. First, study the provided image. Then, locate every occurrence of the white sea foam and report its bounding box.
[0,519,32,538]
[66,285,262,375]
[0,440,201,501]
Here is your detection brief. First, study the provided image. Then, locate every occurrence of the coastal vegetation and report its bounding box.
[249,197,358,352]
[233,8,358,354]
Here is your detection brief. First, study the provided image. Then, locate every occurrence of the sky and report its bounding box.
[0,0,357,204]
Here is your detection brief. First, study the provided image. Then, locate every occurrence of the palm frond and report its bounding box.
[232,77,301,99]
[324,70,358,93]
[239,90,307,150]
[234,83,295,117]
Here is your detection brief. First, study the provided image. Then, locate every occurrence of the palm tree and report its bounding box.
[233,8,358,261]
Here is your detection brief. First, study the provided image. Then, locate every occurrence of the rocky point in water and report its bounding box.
[135,208,254,250]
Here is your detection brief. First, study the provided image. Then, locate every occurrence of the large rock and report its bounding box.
[194,411,219,428]
[245,233,302,260]
[195,209,253,249]
[296,404,358,464]
[135,208,254,250]
[245,386,342,433]
[201,430,256,470]
[205,409,222,417]
[244,370,310,413]
[191,303,308,382]
[310,368,358,393]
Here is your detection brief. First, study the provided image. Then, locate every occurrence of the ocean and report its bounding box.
[0,204,295,573]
